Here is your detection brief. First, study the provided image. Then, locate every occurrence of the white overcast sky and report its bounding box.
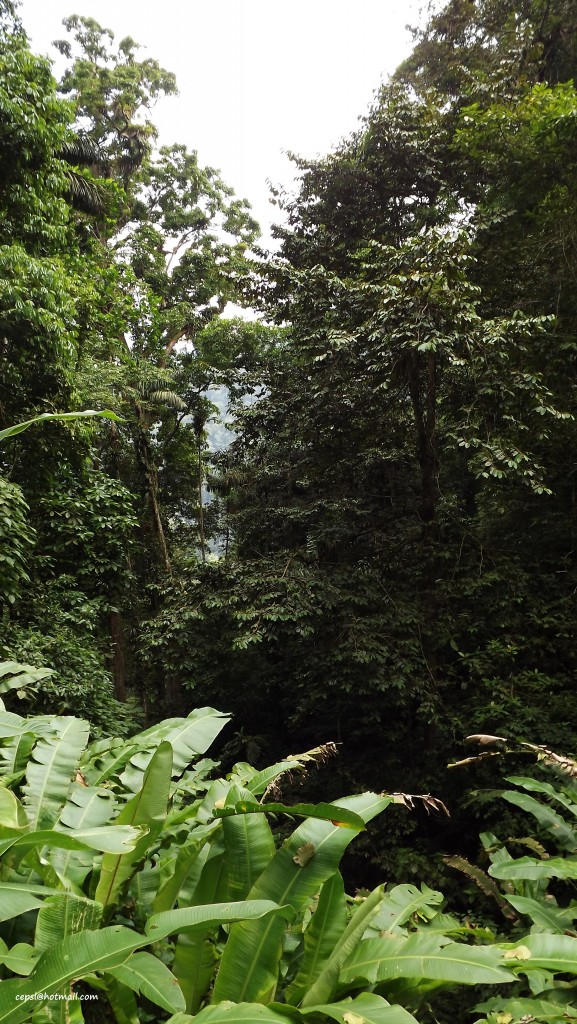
[19,0,417,247]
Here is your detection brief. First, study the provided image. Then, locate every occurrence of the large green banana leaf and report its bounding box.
[500,933,577,972]
[22,718,89,829]
[0,824,144,859]
[0,943,39,977]
[119,709,230,790]
[48,783,118,887]
[0,663,54,694]
[489,856,577,880]
[0,891,43,923]
[212,792,391,1005]
[0,410,119,443]
[294,993,420,1023]
[474,995,577,1023]
[145,898,293,941]
[0,902,293,1024]
[106,952,186,1013]
[505,775,577,821]
[285,872,348,1005]
[177,1004,292,1023]
[35,894,102,951]
[0,789,26,828]
[174,996,419,1024]
[222,786,276,901]
[367,884,444,936]
[215,800,365,830]
[168,842,228,1013]
[82,741,141,786]
[152,837,208,914]
[95,741,173,909]
[301,885,385,1007]
[501,789,577,850]
[505,894,577,932]
[340,933,512,986]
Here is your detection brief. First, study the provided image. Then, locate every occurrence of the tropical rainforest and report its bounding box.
[2,0,577,1021]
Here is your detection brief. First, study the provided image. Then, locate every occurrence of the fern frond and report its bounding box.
[148,390,187,411]
[443,855,516,918]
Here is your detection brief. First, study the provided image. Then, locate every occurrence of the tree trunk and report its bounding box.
[109,607,127,702]
[135,428,171,574]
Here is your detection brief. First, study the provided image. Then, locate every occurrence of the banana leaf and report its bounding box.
[95,741,173,909]
[489,856,577,880]
[214,800,365,830]
[501,933,577,972]
[106,952,186,1013]
[285,871,348,1005]
[501,790,577,850]
[222,786,276,901]
[301,885,385,1006]
[0,410,120,442]
[212,792,391,1004]
[48,783,118,887]
[340,933,511,986]
[22,718,89,830]
[0,903,292,1024]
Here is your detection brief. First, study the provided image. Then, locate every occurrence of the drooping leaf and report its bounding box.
[340,933,511,986]
[106,952,186,1014]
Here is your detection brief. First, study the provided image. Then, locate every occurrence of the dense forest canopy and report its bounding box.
[4,2,577,1022]
[1,0,577,882]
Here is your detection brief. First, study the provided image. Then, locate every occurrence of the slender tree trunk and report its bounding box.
[135,428,171,574]
[109,606,127,701]
[198,433,206,563]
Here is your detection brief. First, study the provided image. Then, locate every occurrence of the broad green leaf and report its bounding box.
[222,785,276,901]
[99,977,139,1024]
[145,899,293,941]
[285,871,348,1005]
[49,783,117,886]
[172,933,217,1014]
[501,790,577,850]
[368,884,443,935]
[501,933,577,972]
[0,890,43,923]
[0,410,120,443]
[0,926,147,1024]
[489,856,577,880]
[168,843,227,1012]
[475,995,577,1022]
[340,933,511,985]
[0,943,39,976]
[0,824,144,859]
[0,788,22,828]
[505,894,577,932]
[96,741,173,909]
[153,839,206,913]
[23,718,90,829]
[505,776,577,821]
[0,663,53,693]
[121,709,230,788]
[189,1004,293,1024]
[212,792,391,1004]
[35,894,102,951]
[214,800,365,830]
[295,993,420,1023]
[302,885,385,1007]
[106,952,186,1013]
